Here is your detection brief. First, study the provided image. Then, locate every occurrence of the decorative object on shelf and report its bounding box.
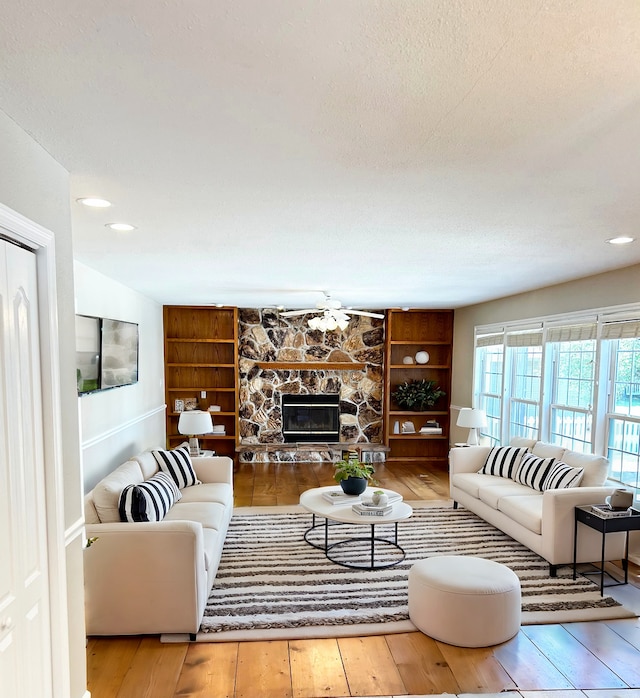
[333,456,375,495]
[420,419,442,434]
[402,355,414,364]
[605,489,634,511]
[208,405,221,412]
[456,407,487,446]
[178,410,214,456]
[401,421,416,433]
[393,420,400,434]
[392,379,445,411]
[415,350,430,364]
[174,399,184,413]
[280,293,384,332]
[184,397,197,411]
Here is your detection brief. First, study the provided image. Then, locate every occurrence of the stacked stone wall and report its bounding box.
[238,308,384,462]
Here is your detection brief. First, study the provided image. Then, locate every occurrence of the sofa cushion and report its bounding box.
[542,461,584,490]
[532,442,566,459]
[152,446,200,488]
[178,482,233,508]
[479,446,528,479]
[165,501,228,532]
[133,450,161,479]
[509,437,537,450]
[118,471,182,522]
[497,494,543,535]
[452,472,504,499]
[513,453,556,491]
[92,459,145,523]
[562,450,609,487]
[478,481,535,509]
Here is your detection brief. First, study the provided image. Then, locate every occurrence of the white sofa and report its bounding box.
[449,438,626,575]
[83,448,233,636]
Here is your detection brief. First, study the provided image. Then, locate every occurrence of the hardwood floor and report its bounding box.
[86,460,640,697]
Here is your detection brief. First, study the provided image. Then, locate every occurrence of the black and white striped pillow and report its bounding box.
[478,446,528,479]
[542,461,584,490]
[513,453,556,491]
[152,446,200,488]
[118,471,182,522]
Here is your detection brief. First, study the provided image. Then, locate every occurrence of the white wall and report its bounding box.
[74,261,166,491]
[0,109,86,697]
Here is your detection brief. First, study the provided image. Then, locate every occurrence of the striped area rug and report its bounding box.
[198,504,635,640]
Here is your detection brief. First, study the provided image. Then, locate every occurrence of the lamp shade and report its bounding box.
[178,410,213,436]
[456,408,487,429]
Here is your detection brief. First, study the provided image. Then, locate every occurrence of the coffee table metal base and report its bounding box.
[304,513,406,570]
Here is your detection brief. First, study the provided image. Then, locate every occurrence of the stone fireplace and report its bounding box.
[238,308,384,463]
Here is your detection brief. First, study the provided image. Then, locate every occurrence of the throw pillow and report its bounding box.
[152,445,200,488]
[513,453,556,491]
[478,446,528,479]
[119,471,182,522]
[542,461,584,490]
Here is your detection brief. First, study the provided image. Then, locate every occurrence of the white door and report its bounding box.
[0,239,52,697]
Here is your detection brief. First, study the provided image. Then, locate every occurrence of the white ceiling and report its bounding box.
[1,1,639,311]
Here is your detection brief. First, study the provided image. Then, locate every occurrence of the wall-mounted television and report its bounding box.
[76,314,139,395]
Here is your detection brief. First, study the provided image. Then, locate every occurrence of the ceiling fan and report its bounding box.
[279,294,384,331]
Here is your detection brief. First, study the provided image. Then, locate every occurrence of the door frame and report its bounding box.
[0,202,70,697]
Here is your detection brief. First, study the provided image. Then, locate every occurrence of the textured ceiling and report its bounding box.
[1,0,639,310]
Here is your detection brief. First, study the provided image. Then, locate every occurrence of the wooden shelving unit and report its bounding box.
[383,309,453,469]
[163,306,239,461]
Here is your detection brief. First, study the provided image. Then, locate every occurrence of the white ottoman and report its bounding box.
[408,555,521,647]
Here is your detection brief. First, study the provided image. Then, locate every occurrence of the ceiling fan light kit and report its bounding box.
[280,294,384,332]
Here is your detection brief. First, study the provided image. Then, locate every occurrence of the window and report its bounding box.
[602,320,640,488]
[473,308,640,490]
[505,330,542,441]
[474,332,503,446]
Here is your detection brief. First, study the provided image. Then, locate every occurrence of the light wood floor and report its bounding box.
[86,460,640,698]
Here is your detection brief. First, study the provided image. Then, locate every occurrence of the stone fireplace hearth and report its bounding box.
[238,308,384,463]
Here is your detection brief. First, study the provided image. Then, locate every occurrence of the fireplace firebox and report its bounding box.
[281,394,340,443]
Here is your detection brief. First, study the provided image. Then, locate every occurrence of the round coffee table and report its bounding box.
[299,486,413,569]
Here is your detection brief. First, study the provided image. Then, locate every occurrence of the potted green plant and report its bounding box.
[334,457,375,495]
[391,379,445,411]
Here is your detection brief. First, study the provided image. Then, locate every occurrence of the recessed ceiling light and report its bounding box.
[606,236,635,245]
[105,223,136,232]
[77,197,112,208]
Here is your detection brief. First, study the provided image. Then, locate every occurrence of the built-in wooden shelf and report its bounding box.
[256,361,367,371]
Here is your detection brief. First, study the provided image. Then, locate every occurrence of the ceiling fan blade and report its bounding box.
[344,309,385,319]
[279,308,317,317]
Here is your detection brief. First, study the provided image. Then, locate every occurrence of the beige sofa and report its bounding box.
[84,449,233,636]
[449,438,626,575]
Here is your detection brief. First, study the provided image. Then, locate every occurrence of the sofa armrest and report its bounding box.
[541,485,620,564]
[449,446,492,475]
[194,455,233,485]
[83,520,207,635]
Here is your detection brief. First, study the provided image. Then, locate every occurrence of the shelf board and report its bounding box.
[389,434,449,441]
[166,338,235,344]
[169,411,235,417]
[167,387,236,392]
[385,456,448,463]
[389,340,450,345]
[256,361,367,371]
[169,434,235,440]
[389,410,448,416]
[390,364,449,369]
[167,363,235,368]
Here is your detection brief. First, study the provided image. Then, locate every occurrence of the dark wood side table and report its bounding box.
[573,505,640,595]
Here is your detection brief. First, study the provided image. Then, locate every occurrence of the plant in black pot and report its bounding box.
[334,457,375,495]
[391,379,445,411]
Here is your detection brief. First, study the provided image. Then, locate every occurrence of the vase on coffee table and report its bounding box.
[340,476,368,495]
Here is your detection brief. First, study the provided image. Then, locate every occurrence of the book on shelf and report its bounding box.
[420,427,443,434]
[589,504,636,519]
[352,503,393,516]
[322,489,361,505]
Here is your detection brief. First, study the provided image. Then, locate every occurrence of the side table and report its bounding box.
[573,505,640,595]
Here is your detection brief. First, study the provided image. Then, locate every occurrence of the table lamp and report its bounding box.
[178,410,213,456]
[456,408,487,446]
